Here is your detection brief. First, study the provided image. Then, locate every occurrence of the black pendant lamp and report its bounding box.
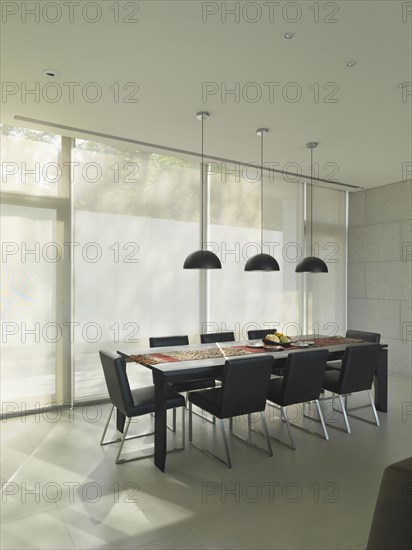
[295,142,328,273]
[183,112,222,269]
[245,128,280,272]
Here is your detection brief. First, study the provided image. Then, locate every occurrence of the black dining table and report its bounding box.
[120,336,388,471]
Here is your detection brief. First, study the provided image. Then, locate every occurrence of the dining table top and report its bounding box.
[123,335,386,378]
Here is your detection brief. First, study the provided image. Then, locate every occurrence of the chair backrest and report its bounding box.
[149,335,189,348]
[219,355,274,417]
[337,344,381,394]
[247,329,276,340]
[99,351,134,417]
[200,331,235,344]
[346,330,381,343]
[280,349,329,406]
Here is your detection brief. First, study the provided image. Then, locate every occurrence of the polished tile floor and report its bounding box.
[1,374,411,550]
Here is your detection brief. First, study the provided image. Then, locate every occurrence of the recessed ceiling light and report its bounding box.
[345,60,357,67]
[282,32,294,40]
[42,69,60,78]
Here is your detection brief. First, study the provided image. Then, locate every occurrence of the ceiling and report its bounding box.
[1,0,411,189]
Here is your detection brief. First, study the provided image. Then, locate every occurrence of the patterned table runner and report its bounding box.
[129,336,362,367]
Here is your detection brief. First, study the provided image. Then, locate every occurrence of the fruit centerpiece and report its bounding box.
[263,331,291,347]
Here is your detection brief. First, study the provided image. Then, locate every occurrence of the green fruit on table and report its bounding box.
[272,331,288,343]
[265,334,280,343]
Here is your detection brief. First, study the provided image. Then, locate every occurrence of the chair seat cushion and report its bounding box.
[326,360,342,371]
[171,378,215,392]
[267,377,284,405]
[322,370,341,393]
[130,386,185,416]
[189,388,222,418]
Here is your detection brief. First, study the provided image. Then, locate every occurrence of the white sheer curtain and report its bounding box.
[72,141,200,400]
[306,186,347,337]
[208,169,304,340]
[0,126,63,412]
[0,125,348,410]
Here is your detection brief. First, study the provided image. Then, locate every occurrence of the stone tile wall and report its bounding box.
[348,180,412,377]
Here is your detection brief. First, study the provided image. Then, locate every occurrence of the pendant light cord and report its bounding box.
[201,115,204,248]
[260,130,264,253]
[310,145,313,253]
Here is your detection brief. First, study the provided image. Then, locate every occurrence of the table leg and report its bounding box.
[375,349,388,412]
[116,409,125,432]
[153,371,167,471]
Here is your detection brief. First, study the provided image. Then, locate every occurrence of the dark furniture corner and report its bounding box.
[367,457,412,550]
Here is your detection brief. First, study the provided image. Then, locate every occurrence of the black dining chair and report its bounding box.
[247,329,277,340]
[346,330,381,342]
[99,351,185,464]
[326,330,381,411]
[263,349,330,450]
[200,331,235,344]
[319,344,381,433]
[246,328,287,376]
[200,332,236,387]
[149,335,216,425]
[149,335,189,348]
[188,355,274,468]
[327,330,381,371]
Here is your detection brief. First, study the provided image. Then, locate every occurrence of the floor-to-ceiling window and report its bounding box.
[72,140,200,400]
[0,126,69,412]
[208,164,304,339]
[0,124,348,413]
[307,186,347,336]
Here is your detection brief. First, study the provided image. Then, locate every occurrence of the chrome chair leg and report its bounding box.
[101,406,155,447]
[343,388,375,413]
[282,407,296,450]
[189,406,232,468]
[345,389,380,427]
[253,404,296,450]
[369,389,380,426]
[102,404,184,463]
[266,400,331,448]
[100,405,115,445]
[315,394,352,433]
[315,399,329,441]
[284,401,330,441]
[317,390,379,433]
[338,395,351,433]
[116,418,132,463]
[230,412,273,457]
